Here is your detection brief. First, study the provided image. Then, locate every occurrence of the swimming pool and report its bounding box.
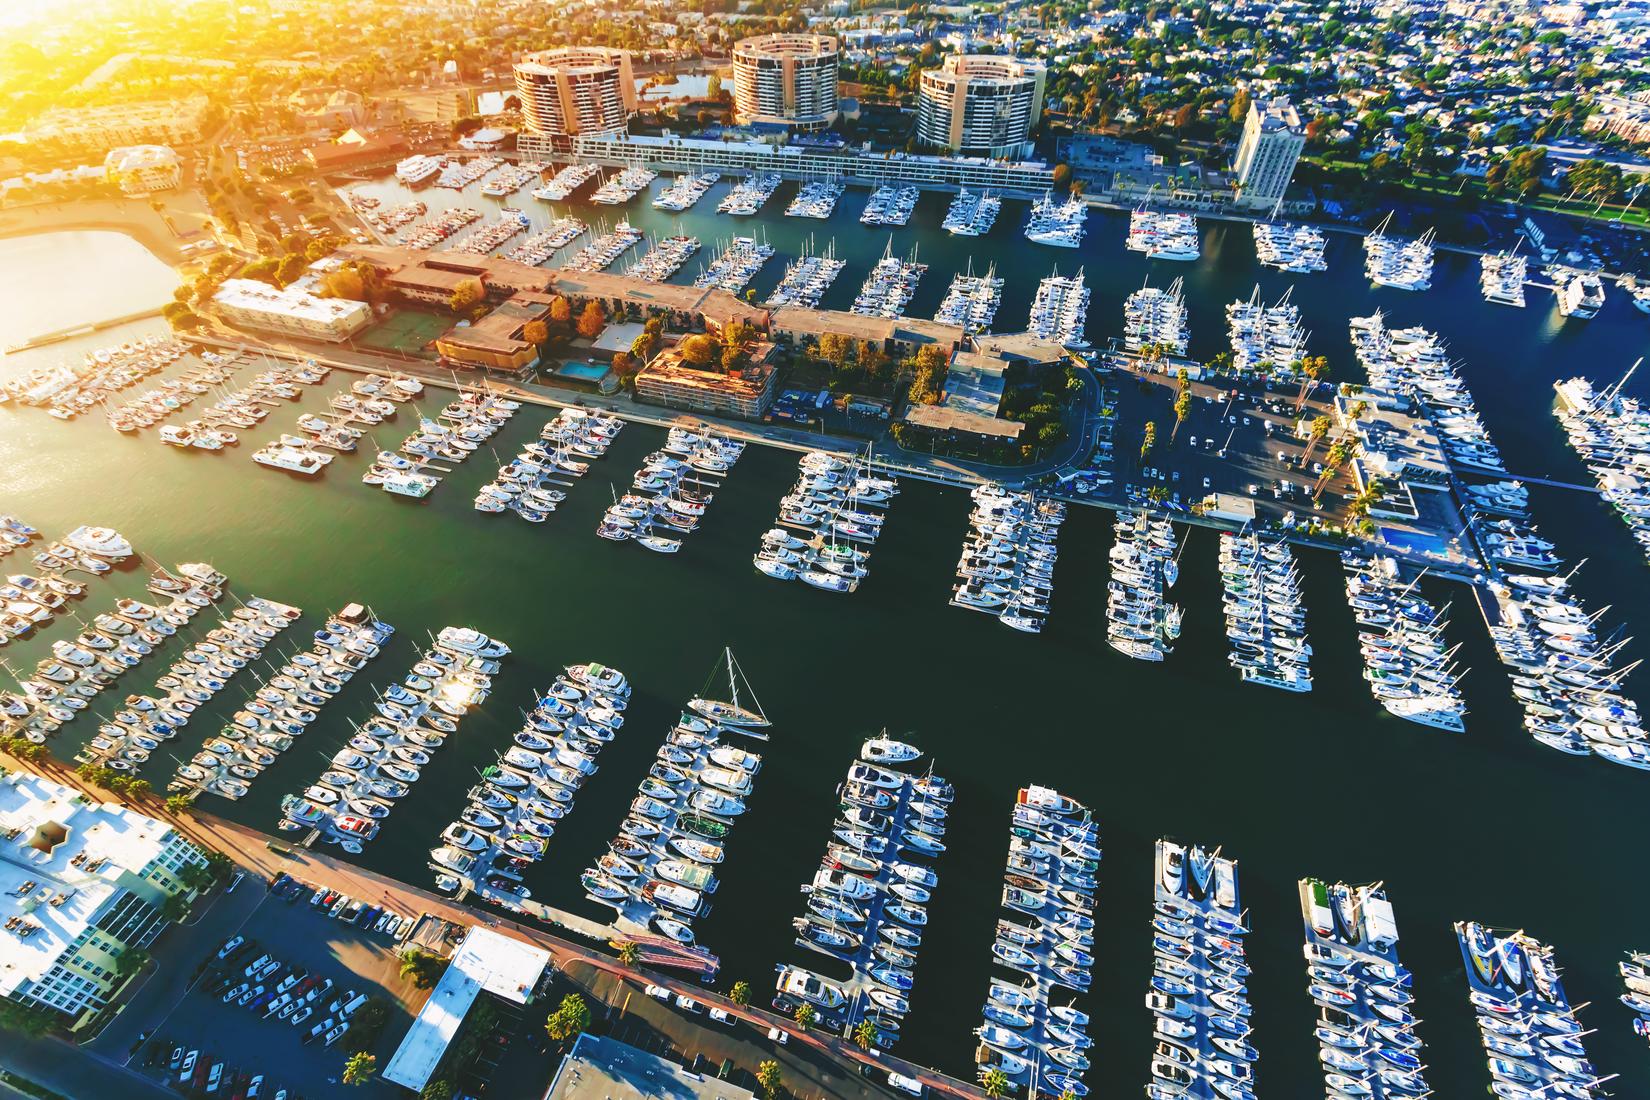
[556,361,611,381]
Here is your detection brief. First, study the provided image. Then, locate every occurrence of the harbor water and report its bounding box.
[2,194,1650,1097]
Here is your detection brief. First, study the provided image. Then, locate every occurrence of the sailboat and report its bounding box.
[687,647,770,734]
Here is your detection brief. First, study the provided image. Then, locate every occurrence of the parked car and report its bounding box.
[215,936,244,960]
[178,1050,198,1082]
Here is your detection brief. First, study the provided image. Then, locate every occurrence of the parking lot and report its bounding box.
[131,873,426,1099]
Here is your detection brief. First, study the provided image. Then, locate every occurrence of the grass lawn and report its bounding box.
[355,309,450,356]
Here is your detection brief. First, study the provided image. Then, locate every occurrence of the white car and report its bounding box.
[644,984,671,1001]
[767,1027,788,1045]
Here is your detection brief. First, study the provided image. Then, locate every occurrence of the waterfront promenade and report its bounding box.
[0,195,214,269]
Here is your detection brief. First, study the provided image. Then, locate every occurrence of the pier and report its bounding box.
[4,306,166,353]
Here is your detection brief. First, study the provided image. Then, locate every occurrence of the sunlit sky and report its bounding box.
[0,0,81,31]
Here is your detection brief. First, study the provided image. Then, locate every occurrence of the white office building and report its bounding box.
[1232,96,1305,209]
[0,772,206,1023]
[213,278,372,342]
[732,33,839,131]
[916,55,1046,160]
[514,48,636,148]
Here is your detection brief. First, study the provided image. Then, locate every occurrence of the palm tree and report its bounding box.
[853,1019,877,1049]
[342,1052,376,1086]
[616,940,640,967]
[1349,478,1385,520]
[756,1060,783,1100]
[1315,440,1355,498]
[793,1002,816,1029]
[728,981,749,1006]
[1295,355,1330,411]
[1299,415,1332,465]
[982,1067,1010,1098]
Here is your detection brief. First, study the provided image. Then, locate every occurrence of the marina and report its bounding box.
[942,188,1001,237]
[850,240,926,319]
[1553,367,1650,565]
[599,426,742,552]
[777,735,946,1050]
[363,389,521,498]
[501,216,587,266]
[1124,278,1191,357]
[762,242,844,309]
[445,209,531,256]
[562,220,644,273]
[1298,880,1428,1100]
[6,205,1650,1093]
[531,163,600,203]
[104,349,249,434]
[1457,923,1609,1099]
[579,650,768,943]
[785,179,845,220]
[1225,286,1307,375]
[716,173,783,216]
[859,184,920,227]
[1219,531,1311,692]
[277,625,505,851]
[692,236,775,294]
[1251,220,1327,273]
[589,166,658,206]
[1343,552,1467,731]
[757,450,896,592]
[435,155,503,191]
[949,485,1063,633]
[1127,208,1201,262]
[1147,839,1257,1100]
[1480,248,1530,307]
[1026,268,1091,349]
[1363,215,1436,292]
[474,407,620,522]
[430,660,630,911]
[932,263,1002,334]
[625,234,702,283]
[1023,192,1088,248]
[478,161,543,199]
[1,333,187,420]
[972,785,1096,1100]
[652,171,721,212]
[1106,511,1181,661]
[169,603,393,800]
[399,206,482,251]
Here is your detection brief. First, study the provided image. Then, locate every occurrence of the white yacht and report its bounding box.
[1556,270,1605,319]
[395,155,442,186]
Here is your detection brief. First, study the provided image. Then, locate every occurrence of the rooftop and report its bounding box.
[0,772,181,997]
[543,1033,756,1100]
[213,278,371,324]
[903,402,1025,439]
[771,306,963,349]
[382,927,550,1092]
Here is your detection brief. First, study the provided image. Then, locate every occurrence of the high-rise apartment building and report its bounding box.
[514,48,637,150]
[1232,96,1305,209]
[731,34,839,131]
[916,55,1046,159]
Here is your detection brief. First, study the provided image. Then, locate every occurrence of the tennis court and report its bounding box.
[356,310,450,356]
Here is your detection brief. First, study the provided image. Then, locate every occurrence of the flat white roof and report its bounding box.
[0,773,178,996]
[382,927,550,1091]
[214,278,370,325]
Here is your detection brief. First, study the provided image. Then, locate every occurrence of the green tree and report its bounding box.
[728,980,749,1005]
[0,1001,54,1037]
[164,794,194,816]
[817,331,853,368]
[853,1019,877,1049]
[1295,355,1330,412]
[616,940,640,966]
[399,948,448,989]
[420,1081,453,1100]
[1171,389,1191,443]
[162,894,192,921]
[1139,421,1158,465]
[115,947,150,978]
[982,1067,1010,1098]
[792,1002,816,1028]
[545,993,591,1042]
[756,1060,783,1100]
[1300,415,1332,464]
[343,1051,376,1086]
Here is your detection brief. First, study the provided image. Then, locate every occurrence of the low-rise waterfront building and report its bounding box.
[25,96,210,157]
[382,927,550,1093]
[901,402,1025,447]
[568,133,1055,196]
[732,33,840,131]
[635,337,780,420]
[435,291,556,372]
[0,771,207,1026]
[770,307,963,360]
[212,278,373,342]
[543,1032,756,1100]
[102,145,180,196]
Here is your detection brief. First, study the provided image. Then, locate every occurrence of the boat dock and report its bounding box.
[1146,838,1256,1100]
[973,786,1097,1098]
[3,306,166,354]
[780,742,946,1048]
[1456,922,1610,1098]
[1298,880,1428,1100]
